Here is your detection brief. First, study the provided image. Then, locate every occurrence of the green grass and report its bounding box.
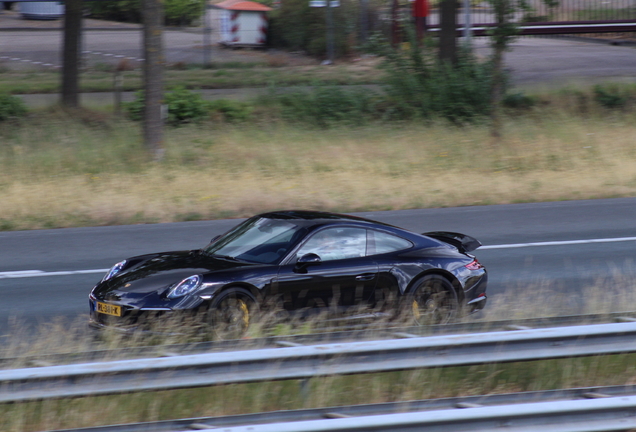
[0,61,383,95]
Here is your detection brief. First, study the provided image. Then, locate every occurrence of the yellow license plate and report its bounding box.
[97,302,122,317]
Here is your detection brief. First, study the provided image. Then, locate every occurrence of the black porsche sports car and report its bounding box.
[89,211,487,338]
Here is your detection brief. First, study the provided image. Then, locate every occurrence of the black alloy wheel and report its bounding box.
[408,274,458,325]
[207,289,256,340]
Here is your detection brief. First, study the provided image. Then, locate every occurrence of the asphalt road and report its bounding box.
[1,198,635,335]
[2,17,636,88]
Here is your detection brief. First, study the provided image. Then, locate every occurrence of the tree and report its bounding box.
[142,0,165,160]
[487,0,558,138]
[438,0,457,64]
[61,0,83,108]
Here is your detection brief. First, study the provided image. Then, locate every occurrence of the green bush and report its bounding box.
[271,85,379,127]
[503,92,536,109]
[164,87,209,125]
[208,99,253,123]
[594,84,630,109]
[0,93,27,121]
[124,90,145,122]
[380,39,494,123]
[125,87,209,126]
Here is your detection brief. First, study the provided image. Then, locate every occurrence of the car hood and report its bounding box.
[96,251,251,296]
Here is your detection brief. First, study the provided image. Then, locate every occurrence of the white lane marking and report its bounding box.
[0,269,108,279]
[2,237,634,279]
[480,236,636,250]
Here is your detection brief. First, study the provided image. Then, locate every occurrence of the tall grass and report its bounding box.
[1,91,636,230]
[2,272,636,432]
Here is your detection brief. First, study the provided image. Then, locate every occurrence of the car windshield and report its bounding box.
[204,217,305,264]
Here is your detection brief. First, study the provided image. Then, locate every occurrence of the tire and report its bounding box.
[207,288,256,340]
[405,275,458,325]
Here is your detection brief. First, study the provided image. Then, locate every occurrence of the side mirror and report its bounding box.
[295,253,321,272]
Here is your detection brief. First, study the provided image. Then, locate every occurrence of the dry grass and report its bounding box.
[1,105,636,230]
[2,270,636,431]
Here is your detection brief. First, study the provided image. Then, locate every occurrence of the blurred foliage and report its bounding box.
[593,84,631,109]
[87,0,205,26]
[208,99,253,122]
[264,85,379,127]
[126,87,252,125]
[126,87,209,125]
[267,0,384,58]
[0,93,27,121]
[503,92,536,110]
[375,29,494,123]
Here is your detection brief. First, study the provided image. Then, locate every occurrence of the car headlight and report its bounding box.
[167,275,202,299]
[101,260,127,282]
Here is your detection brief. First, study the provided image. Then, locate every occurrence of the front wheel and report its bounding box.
[207,289,256,340]
[405,275,458,325]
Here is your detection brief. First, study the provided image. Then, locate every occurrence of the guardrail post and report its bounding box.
[300,378,311,404]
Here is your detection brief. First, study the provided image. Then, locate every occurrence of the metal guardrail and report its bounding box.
[167,395,636,432]
[48,384,636,432]
[5,311,636,369]
[3,321,636,404]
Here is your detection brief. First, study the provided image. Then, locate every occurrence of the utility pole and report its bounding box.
[463,0,472,47]
[142,0,165,160]
[325,0,335,64]
[203,0,212,67]
[61,0,82,108]
[309,0,339,64]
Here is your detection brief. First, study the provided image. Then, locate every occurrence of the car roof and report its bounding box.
[257,210,394,226]
[253,210,447,250]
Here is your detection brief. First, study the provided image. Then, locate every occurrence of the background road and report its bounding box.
[1,198,635,335]
[1,11,636,89]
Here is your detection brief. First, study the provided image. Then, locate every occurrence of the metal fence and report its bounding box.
[4,321,636,404]
[419,0,636,36]
[48,384,636,432]
[455,0,636,25]
[5,310,636,369]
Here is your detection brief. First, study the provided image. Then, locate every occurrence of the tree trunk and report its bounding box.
[143,0,165,160]
[489,0,509,140]
[61,0,82,108]
[490,40,505,139]
[439,0,457,64]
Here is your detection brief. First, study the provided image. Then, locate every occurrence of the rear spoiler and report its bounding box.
[423,231,482,253]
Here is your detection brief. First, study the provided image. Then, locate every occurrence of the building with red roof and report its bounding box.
[212,0,272,46]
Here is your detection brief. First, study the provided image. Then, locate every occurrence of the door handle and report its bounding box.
[355,274,375,281]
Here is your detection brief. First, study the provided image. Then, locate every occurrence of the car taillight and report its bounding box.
[465,259,484,270]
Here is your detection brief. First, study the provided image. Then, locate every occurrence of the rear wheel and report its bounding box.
[207,289,256,340]
[406,275,458,325]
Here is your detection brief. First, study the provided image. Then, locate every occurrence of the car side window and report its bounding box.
[296,228,367,262]
[367,230,413,255]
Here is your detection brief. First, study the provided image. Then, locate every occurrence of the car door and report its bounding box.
[272,227,378,311]
[365,228,416,308]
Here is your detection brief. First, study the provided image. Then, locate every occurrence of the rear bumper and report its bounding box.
[467,293,487,313]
